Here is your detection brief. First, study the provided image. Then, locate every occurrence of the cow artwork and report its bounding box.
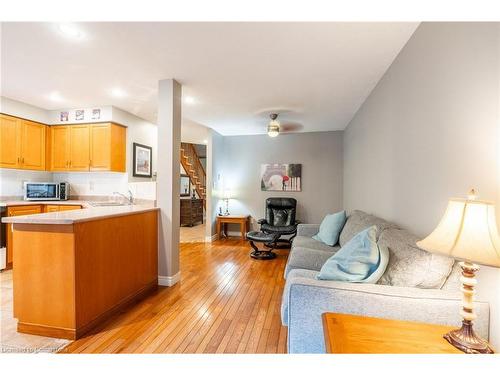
[260,164,302,192]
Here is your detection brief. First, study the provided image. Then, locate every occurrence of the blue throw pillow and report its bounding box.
[316,226,389,283]
[312,210,346,246]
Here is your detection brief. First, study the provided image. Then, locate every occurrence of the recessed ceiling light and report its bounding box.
[48,91,64,102]
[110,88,127,98]
[184,96,195,104]
[57,23,85,40]
[203,139,208,144]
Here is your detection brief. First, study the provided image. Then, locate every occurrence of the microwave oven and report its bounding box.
[24,182,70,201]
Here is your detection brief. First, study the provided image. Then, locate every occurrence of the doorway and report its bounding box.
[179,142,207,243]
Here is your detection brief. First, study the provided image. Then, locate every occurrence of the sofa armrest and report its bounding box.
[283,273,490,353]
[296,224,320,237]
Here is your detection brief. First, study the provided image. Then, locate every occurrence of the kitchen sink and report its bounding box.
[89,201,130,207]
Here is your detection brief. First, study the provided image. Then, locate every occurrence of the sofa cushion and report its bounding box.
[377,228,454,289]
[293,236,340,252]
[284,246,339,278]
[312,210,346,246]
[339,210,398,247]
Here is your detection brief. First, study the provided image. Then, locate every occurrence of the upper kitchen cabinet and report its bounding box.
[50,123,126,172]
[0,114,46,171]
[90,123,126,172]
[69,124,91,171]
[49,125,70,171]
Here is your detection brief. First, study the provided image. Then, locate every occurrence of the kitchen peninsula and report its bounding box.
[2,204,159,340]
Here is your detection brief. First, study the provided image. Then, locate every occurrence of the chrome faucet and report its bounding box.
[113,190,134,205]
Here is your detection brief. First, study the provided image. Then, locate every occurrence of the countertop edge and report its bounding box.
[2,206,159,225]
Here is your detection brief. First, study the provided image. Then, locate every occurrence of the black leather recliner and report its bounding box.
[258,197,299,246]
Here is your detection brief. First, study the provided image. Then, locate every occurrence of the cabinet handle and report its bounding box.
[22,157,24,164]
[17,157,20,163]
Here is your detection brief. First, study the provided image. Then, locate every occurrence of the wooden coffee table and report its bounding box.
[322,313,464,354]
[216,215,250,240]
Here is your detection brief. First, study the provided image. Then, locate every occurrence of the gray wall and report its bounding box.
[223,131,343,229]
[206,129,226,239]
[343,23,500,346]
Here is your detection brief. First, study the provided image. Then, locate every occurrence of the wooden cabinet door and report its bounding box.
[0,114,21,169]
[90,124,111,171]
[51,126,70,171]
[45,205,82,212]
[58,205,82,211]
[45,205,60,212]
[6,205,43,265]
[20,120,46,170]
[69,125,90,171]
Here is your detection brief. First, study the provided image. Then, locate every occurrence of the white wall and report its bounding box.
[181,119,210,145]
[112,106,158,183]
[0,169,52,198]
[343,23,500,346]
[1,96,50,124]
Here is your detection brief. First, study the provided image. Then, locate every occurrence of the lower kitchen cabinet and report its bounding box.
[6,204,82,267]
[6,205,43,267]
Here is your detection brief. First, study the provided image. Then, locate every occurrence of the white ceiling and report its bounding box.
[1,22,418,135]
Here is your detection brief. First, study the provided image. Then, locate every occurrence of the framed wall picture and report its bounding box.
[133,142,152,178]
[261,163,302,191]
[180,174,191,197]
[75,109,85,121]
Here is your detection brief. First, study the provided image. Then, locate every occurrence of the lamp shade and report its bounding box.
[223,189,232,199]
[417,198,500,267]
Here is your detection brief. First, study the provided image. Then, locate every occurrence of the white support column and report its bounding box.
[157,79,181,286]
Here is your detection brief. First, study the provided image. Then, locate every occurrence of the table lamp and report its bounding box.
[223,189,232,216]
[417,190,499,354]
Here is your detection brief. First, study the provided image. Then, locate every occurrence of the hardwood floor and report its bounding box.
[60,239,288,353]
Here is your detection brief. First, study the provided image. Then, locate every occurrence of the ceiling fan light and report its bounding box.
[267,124,280,137]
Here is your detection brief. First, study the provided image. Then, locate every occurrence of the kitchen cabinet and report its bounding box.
[6,204,83,267]
[50,123,126,172]
[69,125,90,171]
[6,205,43,266]
[49,126,70,171]
[45,204,82,212]
[0,114,46,171]
[90,123,126,172]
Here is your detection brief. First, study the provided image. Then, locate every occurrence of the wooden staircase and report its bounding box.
[180,142,206,207]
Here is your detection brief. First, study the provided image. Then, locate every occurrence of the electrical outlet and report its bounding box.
[89,181,94,192]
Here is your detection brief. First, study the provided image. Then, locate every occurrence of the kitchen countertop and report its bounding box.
[1,199,158,225]
[0,200,91,208]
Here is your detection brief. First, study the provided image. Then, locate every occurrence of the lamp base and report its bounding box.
[444,320,494,354]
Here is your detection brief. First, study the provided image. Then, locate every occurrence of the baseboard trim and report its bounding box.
[158,272,181,286]
[205,233,218,242]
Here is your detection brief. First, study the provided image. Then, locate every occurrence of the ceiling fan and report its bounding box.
[266,113,303,137]
[267,113,280,137]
